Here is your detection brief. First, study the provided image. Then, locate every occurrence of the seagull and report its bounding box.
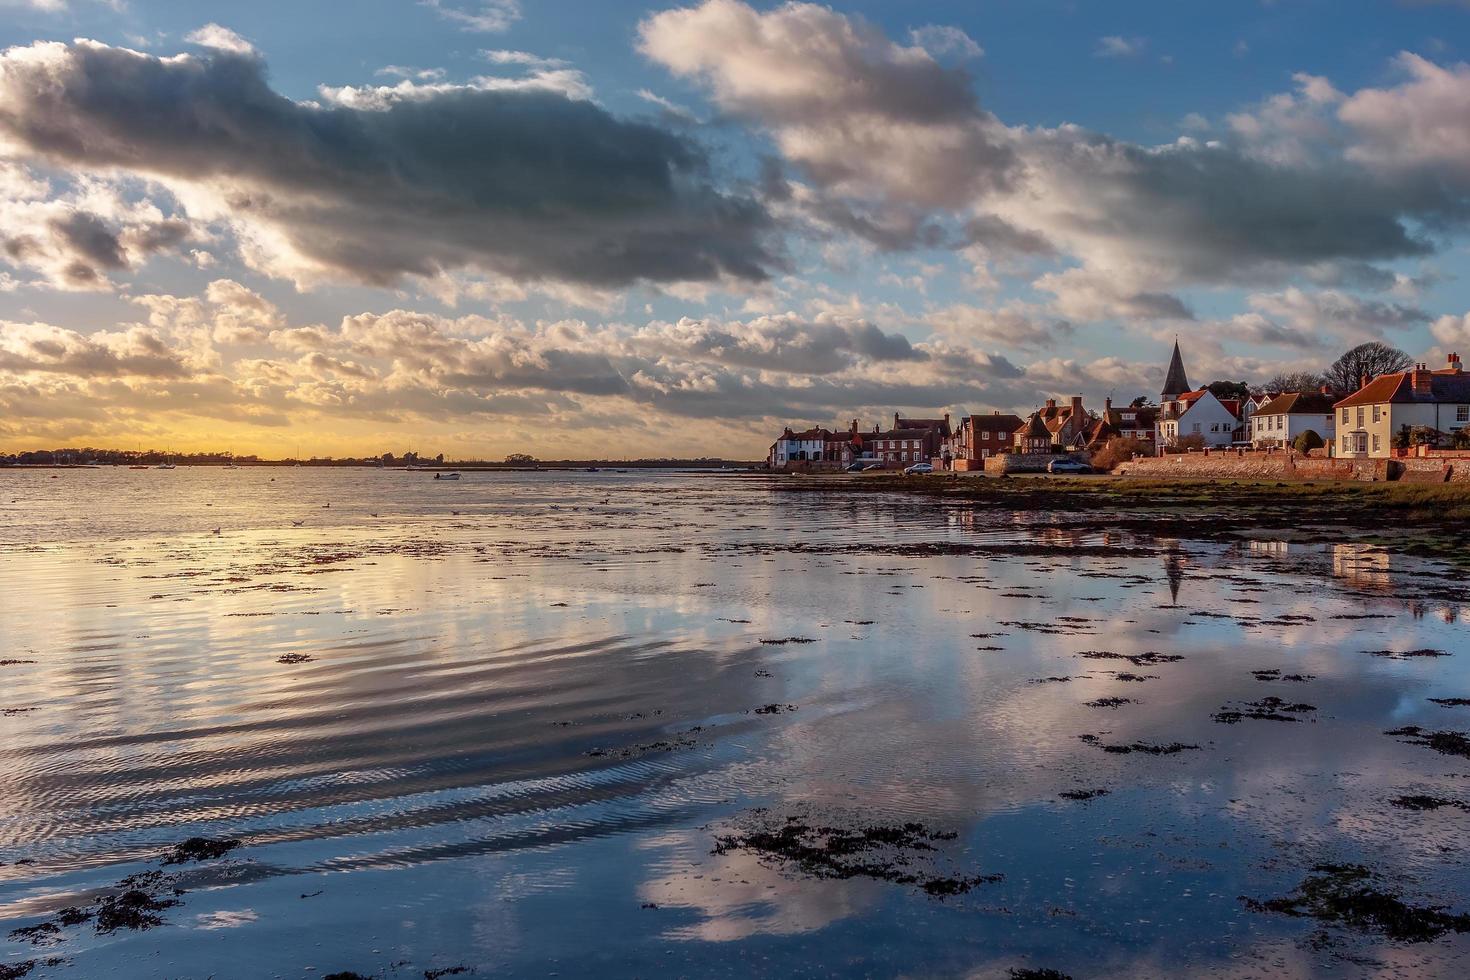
[451,510,461,516]
[322,502,331,509]
[291,520,305,527]
[211,527,221,535]
[369,512,379,518]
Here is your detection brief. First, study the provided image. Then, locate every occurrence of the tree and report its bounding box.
[1167,433,1206,454]
[1129,395,1151,408]
[1256,371,1326,396]
[1292,430,1324,454]
[1324,342,1411,393]
[1090,436,1151,471]
[1206,380,1251,401]
[505,453,537,465]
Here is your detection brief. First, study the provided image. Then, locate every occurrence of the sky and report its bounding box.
[2,0,1470,459]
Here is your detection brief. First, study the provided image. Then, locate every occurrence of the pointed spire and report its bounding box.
[1162,339,1191,398]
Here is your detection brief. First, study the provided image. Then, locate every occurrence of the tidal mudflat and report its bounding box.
[3,469,1470,978]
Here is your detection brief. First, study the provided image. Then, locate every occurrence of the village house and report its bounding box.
[767,421,865,470]
[1087,397,1157,451]
[1155,341,1244,450]
[867,414,950,468]
[1332,353,1470,458]
[947,412,1024,469]
[1014,414,1053,454]
[1249,390,1337,448]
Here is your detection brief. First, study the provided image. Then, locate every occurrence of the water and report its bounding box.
[2,469,1469,977]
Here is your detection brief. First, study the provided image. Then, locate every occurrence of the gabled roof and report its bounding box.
[1334,368,1470,409]
[1104,405,1156,428]
[1162,340,1191,397]
[779,427,832,441]
[1255,391,1338,416]
[961,413,1024,433]
[1019,415,1051,439]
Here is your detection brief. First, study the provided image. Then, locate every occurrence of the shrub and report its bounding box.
[1292,430,1324,454]
[1091,436,1152,472]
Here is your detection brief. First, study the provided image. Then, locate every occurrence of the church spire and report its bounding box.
[1161,338,1190,398]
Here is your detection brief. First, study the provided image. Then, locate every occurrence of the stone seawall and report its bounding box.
[1116,454,1396,482]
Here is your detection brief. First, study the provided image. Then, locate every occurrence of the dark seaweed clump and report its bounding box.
[1242,863,1470,942]
[1391,794,1468,812]
[758,637,816,645]
[712,813,1000,898]
[1077,650,1183,666]
[1084,697,1135,709]
[276,653,313,664]
[162,836,241,865]
[1059,788,1110,801]
[751,703,797,715]
[1252,669,1314,682]
[1008,971,1073,980]
[95,890,179,933]
[0,962,37,980]
[1213,697,1317,724]
[1077,734,1198,755]
[1367,648,1449,660]
[1429,697,1470,707]
[1385,726,1470,759]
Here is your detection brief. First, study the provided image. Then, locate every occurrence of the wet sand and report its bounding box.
[2,469,1469,978]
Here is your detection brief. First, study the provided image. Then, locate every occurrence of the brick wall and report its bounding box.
[1116,453,1394,482]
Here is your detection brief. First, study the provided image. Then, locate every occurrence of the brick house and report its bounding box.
[1332,354,1470,458]
[948,412,1025,469]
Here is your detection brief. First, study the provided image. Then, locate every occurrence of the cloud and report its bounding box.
[1247,287,1431,338]
[1339,52,1470,181]
[1095,36,1146,59]
[420,0,521,33]
[925,303,1075,349]
[639,0,1016,212]
[0,39,775,290]
[0,163,195,289]
[909,25,984,61]
[183,24,256,55]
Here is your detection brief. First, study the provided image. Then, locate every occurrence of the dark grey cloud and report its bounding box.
[0,40,776,288]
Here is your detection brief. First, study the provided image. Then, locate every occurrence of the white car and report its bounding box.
[903,462,935,475]
[1047,459,1093,474]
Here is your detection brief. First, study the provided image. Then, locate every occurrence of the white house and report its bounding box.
[768,426,831,467]
[1249,391,1337,449]
[1158,389,1243,450]
[1332,354,1470,458]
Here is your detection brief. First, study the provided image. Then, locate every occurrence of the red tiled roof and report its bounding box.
[1334,368,1470,408]
[963,413,1023,433]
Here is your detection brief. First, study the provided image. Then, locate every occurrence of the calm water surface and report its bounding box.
[2,469,1469,978]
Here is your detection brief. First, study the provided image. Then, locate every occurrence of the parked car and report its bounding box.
[903,462,935,475]
[845,462,868,472]
[1047,459,1093,474]
[861,462,885,471]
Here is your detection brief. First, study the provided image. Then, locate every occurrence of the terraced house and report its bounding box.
[1333,354,1470,458]
[1249,391,1337,448]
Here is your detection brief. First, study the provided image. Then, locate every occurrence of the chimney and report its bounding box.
[1320,384,1331,395]
[1412,363,1433,397]
[1045,398,1057,410]
[1449,352,1463,374]
[1104,397,1112,411]
[943,412,950,429]
[850,418,858,436]
[1359,371,1370,391]
[1071,395,1083,416]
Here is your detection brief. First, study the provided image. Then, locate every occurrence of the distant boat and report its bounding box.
[156,462,176,470]
[585,467,600,472]
[434,472,461,480]
[129,465,149,470]
[223,462,239,469]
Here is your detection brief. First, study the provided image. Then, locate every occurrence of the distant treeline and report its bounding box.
[1,448,761,469]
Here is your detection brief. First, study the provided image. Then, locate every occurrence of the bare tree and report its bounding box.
[1254,371,1326,395]
[1324,342,1412,393]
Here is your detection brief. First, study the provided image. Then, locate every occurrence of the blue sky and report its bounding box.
[1,0,1469,457]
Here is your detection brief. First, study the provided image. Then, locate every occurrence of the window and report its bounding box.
[1372,406,1380,423]
[1372,434,1380,452]
[1357,408,1365,426]
[1342,435,1349,451]
[1342,408,1350,423]
[1276,416,1283,431]
[981,430,989,441]
[1459,406,1469,423]
[1192,423,1201,433]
